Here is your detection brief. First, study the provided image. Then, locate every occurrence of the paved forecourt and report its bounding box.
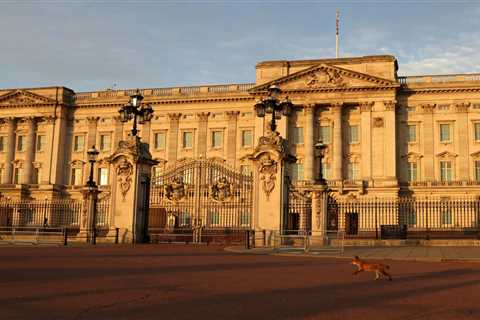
[1,244,480,320]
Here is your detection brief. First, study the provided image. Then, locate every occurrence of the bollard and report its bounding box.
[245,230,250,249]
[115,228,119,244]
[63,228,68,246]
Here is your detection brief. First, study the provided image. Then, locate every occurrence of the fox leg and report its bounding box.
[374,271,380,280]
[381,270,393,281]
[352,268,363,275]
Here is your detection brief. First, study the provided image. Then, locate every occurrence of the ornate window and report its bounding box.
[291,163,304,181]
[182,131,193,149]
[348,125,359,144]
[99,133,111,151]
[475,123,480,142]
[73,135,85,152]
[154,132,166,150]
[98,167,109,186]
[347,162,359,180]
[322,162,331,180]
[440,161,452,181]
[439,124,451,143]
[319,126,331,144]
[475,161,480,182]
[36,135,45,152]
[292,127,304,144]
[407,162,418,182]
[211,130,223,148]
[17,135,25,152]
[14,167,22,184]
[407,125,417,143]
[241,130,253,147]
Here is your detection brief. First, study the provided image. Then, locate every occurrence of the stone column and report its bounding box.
[43,116,56,185]
[23,117,37,184]
[310,185,328,246]
[359,102,373,180]
[112,116,124,150]
[422,104,435,180]
[331,103,343,181]
[456,103,470,180]
[226,111,240,166]
[79,186,101,243]
[304,104,316,182]
[4,117,16,184]
[196,112,210,158]
[167,113,181,164]
[141,120,151,147]
[384,101,397,183]
[86,116,99,150]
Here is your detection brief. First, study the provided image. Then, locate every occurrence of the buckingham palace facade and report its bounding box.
[1,54,480,201]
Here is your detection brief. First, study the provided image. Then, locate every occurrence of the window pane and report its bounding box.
[183,132,193,148]
[212,131,222,148]
[440,124,450,142]
[242,130,252,147]
[34,168,41,184]
[99,168,109,185]
[36,135,45,151]
[408,162,417,182]
[348,162,358,180]
[0,136,4,152]
[17,136,24,151]
[440,161,452,181]
[407,125,416,143]
[349,126,359,143]
[475,124,480,141]
[291,163,304,181]
[154,132,165,149]
[74,135,85,151]
[293,127,304,144]
[476,161,480,182]
[319,126,331,144]
[100,134,111,151]
[322,162,331,180]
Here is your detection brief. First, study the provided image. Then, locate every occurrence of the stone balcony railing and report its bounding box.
[398,73,480,85]
[400,180,480,187]
[75,83,256,101]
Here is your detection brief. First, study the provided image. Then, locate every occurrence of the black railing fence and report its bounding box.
[328,196,480,239]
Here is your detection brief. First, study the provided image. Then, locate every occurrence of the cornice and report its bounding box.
[399,87,480,95]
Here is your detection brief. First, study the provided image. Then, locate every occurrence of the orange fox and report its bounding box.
[351,256,392,281]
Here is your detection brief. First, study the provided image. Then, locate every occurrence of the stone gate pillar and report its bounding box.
[79,186,101,243]
[107,136,158,243]
[310,184,329,246]
[248,128,295,246]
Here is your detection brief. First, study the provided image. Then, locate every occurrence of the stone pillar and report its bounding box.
[107,136,158,243]
[456,103,470,180]
[422,104,435,180]
[360,102,373,180]
[23,117,37,184]
[304,104,316,182]
[384,101,398,183]
[226,111,240,166]
[86,117,99,150]
[4,117,16,184]
[79,186,101,243]
[196,112,209,158]
[43,116,56,185]
[310,185,328,245]
[112,116,124,149]
[141,121,151,149]
[332,103,343,181]
[167,113,181,163]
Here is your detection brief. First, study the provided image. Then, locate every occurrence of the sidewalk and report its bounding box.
[225,246,480,263]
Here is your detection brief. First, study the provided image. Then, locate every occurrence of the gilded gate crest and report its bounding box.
[209,177,234,202]
[164,176,187,202]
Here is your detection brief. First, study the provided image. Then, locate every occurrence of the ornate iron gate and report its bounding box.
[149,159,253,243]
[285,184,312,234]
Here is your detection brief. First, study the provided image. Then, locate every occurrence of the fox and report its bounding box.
[351,256,393,281]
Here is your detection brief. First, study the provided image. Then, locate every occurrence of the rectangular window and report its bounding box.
[71,168,83,186]
[321,162,331,180]
[240,165,252,175]
[183,131,193,149]
[99,134,111,151]
[348,125,359,144]
[291,163,304,181]
[440,161,452,182]
[407,162,418,182]
[476,161,480,182]
[241,130,253,147]
[154,132,166,150]
[319,126,331,144]
[440,124,451,142]
[14,168,22,184]
[212,131,223,148]
[74,135,85,152]
[36,135,45,152]
[33,168,41,184]
[17,135,25,151]
[292,127,304,144]
[407,125,417,143]
[98,168,109,186]
[0,136,4,152]
[475,123,480,141]
[347,162,359,180]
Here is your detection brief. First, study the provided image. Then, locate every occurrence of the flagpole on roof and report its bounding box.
[336,10,340,58]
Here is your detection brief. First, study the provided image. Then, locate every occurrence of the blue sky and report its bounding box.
[1,0,480,91]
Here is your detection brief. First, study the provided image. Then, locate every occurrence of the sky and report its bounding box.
[1,0,480,92]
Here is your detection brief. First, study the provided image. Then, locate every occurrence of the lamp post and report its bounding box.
[118,90,154,137]
[86,146,99,189]
[314,141,327,185]
[254,85,293,132]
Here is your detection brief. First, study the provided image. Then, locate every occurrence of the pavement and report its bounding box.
[226,245,480,262]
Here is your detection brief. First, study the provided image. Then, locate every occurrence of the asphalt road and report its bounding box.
[1,244,479,320]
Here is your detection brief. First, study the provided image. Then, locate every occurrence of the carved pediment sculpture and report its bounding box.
[209,177,234,202]
[164,176,187,203]
[116,157,133,201]
[304,69,345,88]
[0,90,57,106]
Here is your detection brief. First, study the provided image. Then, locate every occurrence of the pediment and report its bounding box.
[471,151,480,158]
[0,90,57,106]
[250,64,397,93]
[401,152,423,160]
[436,151,458,159]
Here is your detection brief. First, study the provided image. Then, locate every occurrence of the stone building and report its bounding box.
[1,54,480,202]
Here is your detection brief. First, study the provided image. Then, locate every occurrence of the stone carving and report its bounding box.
[209,177,234,202]
[116,157,133,200]
[373,117,384,128]
[305,69,345,88]
[164,176,187,202]
[259,154,277,200]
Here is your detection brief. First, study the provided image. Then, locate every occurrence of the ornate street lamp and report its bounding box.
[86,145,99,188]
[254,85,293,132]
[118,90,154,137]
[314,141,327,185]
